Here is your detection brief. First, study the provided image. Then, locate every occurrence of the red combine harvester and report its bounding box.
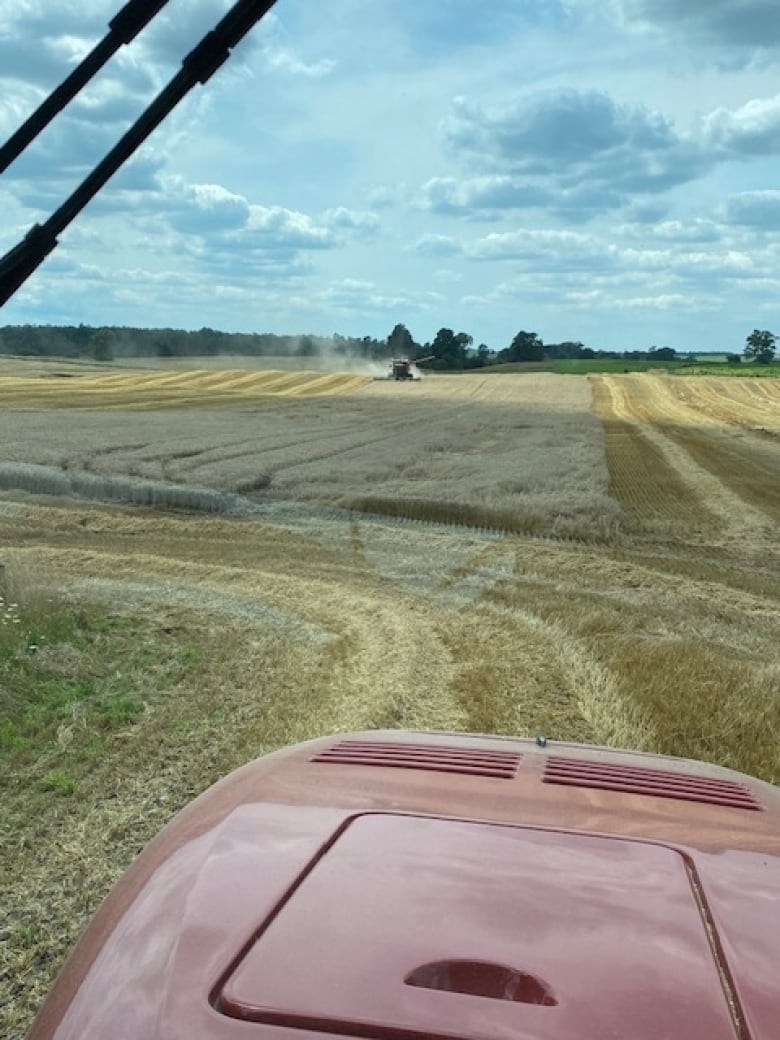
[390,355,435,380]
[27,730,780,1040]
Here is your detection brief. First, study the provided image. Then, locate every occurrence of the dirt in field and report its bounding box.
[2,365,780,1039]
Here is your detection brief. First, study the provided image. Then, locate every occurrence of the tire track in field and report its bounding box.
[591,376,718,537]
[626,376,780,530]
[663,376,780,433]
[595,375,777,547]
[15,542,466,737]
[236,396,497,489]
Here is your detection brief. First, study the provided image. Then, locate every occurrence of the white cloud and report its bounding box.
[618,220,721,242]
[245,205,336,249]
[613,293,705,310]
[409,234,462,256]
[321,207,380,233]
[442,90,701,190]
[701,95,780,155]
[318,278,444,315]
[248,9,337,78]
[419,89,711,219]
[419,176,552,214]
[566,288,705,311]
[168,180,251,232]
[262,47,335,78]
[469,228,606,264]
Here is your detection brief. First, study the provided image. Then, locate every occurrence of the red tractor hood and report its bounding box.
[28,732,780,1040]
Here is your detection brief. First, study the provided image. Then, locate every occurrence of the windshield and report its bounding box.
[1,4,779,1040]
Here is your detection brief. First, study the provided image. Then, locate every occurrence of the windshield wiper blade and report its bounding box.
[0,0,172,174]
[0,0,279,308]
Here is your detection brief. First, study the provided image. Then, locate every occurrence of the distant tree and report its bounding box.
[455,331,473,362]
[89,328,113,362]
[504,330,545,362]
[296,335,319,357]
[472,342,494,368]
[744,329,776,365]
[195,326,222,356]
[430,328,472,369]
[648,346,678,361]
[387,323,416,357]
[545,340,584,359]
[726,353,742,365]
[430,328,457,368]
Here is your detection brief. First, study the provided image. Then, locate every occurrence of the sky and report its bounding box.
[1,0,779,352]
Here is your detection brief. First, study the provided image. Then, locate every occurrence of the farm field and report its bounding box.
[1,360,780,1038]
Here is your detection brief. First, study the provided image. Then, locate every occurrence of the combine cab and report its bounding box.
[391,358,415,380]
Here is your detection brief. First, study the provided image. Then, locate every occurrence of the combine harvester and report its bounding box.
[3,4,779,1039]
[389,355,435,380]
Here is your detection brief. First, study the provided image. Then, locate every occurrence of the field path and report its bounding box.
[594,374,778,549]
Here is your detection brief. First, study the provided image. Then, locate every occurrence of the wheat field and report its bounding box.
[1,359,779,1038]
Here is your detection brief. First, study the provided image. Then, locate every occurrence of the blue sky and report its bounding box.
[1,0,779,351]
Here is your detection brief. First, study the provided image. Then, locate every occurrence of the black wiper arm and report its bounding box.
[0,0,172,175]
[0,0,279,309]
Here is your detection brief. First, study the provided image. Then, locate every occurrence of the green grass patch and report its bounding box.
[481,359,691,375]
[0,588,199,787]
[476,358,779,376]
[550,359,689,374]
[37,770,78,796]
[674,363,780,377]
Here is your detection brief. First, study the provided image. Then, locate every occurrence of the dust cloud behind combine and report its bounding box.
[2,357,780,1038]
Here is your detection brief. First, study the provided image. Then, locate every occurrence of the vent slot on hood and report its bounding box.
[543,756,761,810]
[312,740,521,779]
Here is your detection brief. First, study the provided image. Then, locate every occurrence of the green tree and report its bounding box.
[89,328,114,363]
[455,331,473,355]
[648,346,677,361]
[504,330,544,362]
[744,329,776,365]
[430,328,472,369]
[387,323,416,356]
[473,342,493,368]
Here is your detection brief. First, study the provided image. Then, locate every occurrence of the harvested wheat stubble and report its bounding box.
[593,374,780,548]
[0,368,370,409]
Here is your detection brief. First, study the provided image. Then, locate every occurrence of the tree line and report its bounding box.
[0,322,774,366]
